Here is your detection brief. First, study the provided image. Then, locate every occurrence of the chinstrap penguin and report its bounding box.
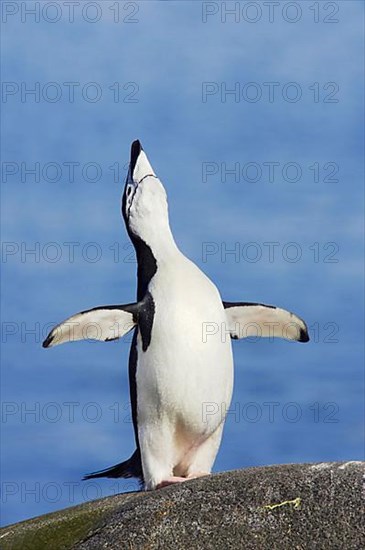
[43,140,309,490]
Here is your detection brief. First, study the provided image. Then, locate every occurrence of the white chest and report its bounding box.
[135,257,234,435]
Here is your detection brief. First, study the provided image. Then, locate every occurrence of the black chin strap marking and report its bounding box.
[125,174,158,221]
[138,174,157,184]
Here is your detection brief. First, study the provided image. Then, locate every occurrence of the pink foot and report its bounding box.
[186,471,210,480]
[156,476,187,489]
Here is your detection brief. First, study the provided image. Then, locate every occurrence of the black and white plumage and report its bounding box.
[43,140,309,489]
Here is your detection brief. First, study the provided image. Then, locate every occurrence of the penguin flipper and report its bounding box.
[223,301,309,342]
[83,449,143,483]
[43,303,139,348]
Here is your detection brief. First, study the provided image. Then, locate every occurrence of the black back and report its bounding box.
[122,142,158,481]
[83,141,157,483]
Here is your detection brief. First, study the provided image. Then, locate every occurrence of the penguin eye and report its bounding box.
[126,185,133,197]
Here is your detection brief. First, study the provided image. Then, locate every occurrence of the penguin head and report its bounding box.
[122,140,170,244]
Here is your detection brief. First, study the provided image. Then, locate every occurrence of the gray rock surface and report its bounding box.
[1,462,364,549]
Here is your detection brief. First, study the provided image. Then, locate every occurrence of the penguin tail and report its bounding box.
[83,449,143,484]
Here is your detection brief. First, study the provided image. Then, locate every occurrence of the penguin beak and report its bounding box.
[126,140,156,187]
[122,140,160,223]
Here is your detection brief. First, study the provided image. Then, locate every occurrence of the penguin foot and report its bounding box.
[155,476,186,489]
[155,472,210,489]
[186,471,210,480]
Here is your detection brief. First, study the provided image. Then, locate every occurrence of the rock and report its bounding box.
[1,462,364,549]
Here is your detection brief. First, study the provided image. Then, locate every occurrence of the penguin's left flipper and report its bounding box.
[43,303,139,348]
[223,301,309,342]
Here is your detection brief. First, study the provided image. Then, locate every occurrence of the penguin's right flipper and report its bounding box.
[43,303,139,348]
